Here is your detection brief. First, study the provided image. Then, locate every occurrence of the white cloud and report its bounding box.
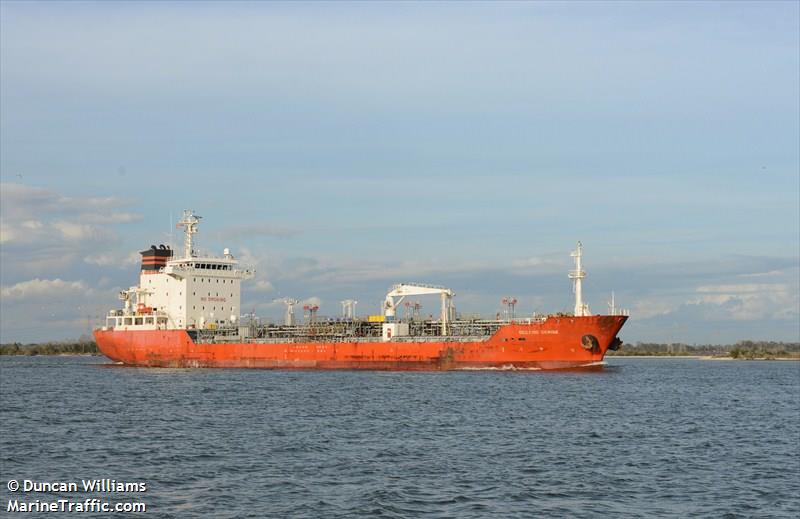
[251,279,275,292]
[629,298,680,319]
[0,183,132,219]
[233,247,262,268]
[634,278,797,323]
[0,219,47,244]
[1,278,89,301]
[301,296,322,308]
[738,270,785,278]
[268,256,494,285]
[83,251,140,268]
[696,283,787,294]
[0,221,14,244]
[623,263,799,326]
[53,221,98,241]
[688,282,797,322]
[0,183,142,278]
[217,224,301,240]
[509,256,563,272]
[0,184,140,237]
[78,212,143,224]
[0,279,119,343]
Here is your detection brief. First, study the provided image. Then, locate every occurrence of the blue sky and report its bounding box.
[1,1,798,343]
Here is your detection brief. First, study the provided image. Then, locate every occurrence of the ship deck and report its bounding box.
[191,317,551,344]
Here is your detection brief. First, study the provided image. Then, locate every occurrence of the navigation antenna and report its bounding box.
[569,241,590,317]
[176,210,202,259]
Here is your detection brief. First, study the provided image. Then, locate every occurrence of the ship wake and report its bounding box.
[456,364,542,371]
[576,361,607,368]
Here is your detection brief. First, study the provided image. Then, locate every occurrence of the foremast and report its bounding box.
[569,241,590,317]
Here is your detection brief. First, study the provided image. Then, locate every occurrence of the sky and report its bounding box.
[1,1,798,344]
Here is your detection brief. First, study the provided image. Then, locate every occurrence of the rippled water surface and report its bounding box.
[1,356,798,518]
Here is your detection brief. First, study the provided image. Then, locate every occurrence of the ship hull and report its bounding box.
[94,315,626,371]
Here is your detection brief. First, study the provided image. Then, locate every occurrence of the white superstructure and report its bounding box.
[106,210,254,331]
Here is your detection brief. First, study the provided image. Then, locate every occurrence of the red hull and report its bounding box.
[94,316,626,370]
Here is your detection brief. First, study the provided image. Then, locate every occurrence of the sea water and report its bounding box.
[1,356,798,518]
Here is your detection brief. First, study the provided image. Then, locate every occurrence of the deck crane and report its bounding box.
[383,283,455,336]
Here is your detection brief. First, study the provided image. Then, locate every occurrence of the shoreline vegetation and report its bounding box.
[605,341,800,360]
[0,340,798,360]
[0,341,99,356]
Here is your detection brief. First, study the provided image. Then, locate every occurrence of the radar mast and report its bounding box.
[176,210,202,259]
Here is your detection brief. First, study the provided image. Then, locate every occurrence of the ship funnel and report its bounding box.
[140,245,173,272]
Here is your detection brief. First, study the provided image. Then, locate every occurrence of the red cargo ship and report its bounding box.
[95,211,627,370]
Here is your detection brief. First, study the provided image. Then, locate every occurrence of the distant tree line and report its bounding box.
[0,341,99,356]
[607,340,800,359]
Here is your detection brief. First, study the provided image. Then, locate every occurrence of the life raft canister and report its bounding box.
[581,334,599,351]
